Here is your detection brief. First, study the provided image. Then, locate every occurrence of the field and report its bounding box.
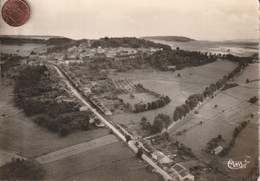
[118,93,158,107]
[168,63,258,179]
[0,81,158,180]
[43,141,159,181]
[0,44,48,56]
[109,60,237,134]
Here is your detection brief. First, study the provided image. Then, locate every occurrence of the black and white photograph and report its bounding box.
[0,0,259,180]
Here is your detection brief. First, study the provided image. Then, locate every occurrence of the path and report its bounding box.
[35,135,118,164]
[52,64,174,181]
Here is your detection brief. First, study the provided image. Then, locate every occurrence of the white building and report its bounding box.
[211,146,223,155]
[151,151,172,164]
[170,163,194,181]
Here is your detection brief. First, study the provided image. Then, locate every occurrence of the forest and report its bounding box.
[13,65,93,136]
[90,37,171,50]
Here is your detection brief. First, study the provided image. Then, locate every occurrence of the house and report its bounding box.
[151,151,172,164]
[170,163,194,181]
[211,146,223,155]
[67,54,77,60]
[56,95,75,103]
[39,55,47,60]
[136,141,153,153]
[97,47,105,54]
[29,54,39,60]
[94,117,105,127]
[83,87,92,95]
[64,60,83,64]
[79,42,89,49]
[67,46,78,53]
[79,106,88,112]
[57,54,65,61]
[167,65,176,71]
[20,59,28,65]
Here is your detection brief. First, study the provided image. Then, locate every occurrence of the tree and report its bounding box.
[125,135,131,143]
[48,121,59,132]
[162,132,170,141]
[140,117,147,125]
[151,119,165,133]
[60,128,70,137]
[217,134,222,140]
[136,148,143,158]
[151,101,159,109]
[0,159,46,180]
[134,103,142,112]
[151,114,171,133]
[249,96,258,104]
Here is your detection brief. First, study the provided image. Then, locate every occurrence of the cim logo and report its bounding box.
[223,156,251,170]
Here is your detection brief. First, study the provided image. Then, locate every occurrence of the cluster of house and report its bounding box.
[20,41,163,66]
[58,65,112,116]
[136,140,194,181]
[90,96,112,116]
[42,43,162,64]
[20,59,45,66]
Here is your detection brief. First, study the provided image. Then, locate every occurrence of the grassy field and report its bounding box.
[168,63,258,179]
[109,60,237,134]
[118,93,158,107]
[43,141,160,181]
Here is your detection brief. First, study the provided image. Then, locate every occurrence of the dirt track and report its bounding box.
[36,135,118,164]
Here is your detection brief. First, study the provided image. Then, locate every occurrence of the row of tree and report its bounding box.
[219,120,249,157]
[90,37,171,50]
[173,62,246,122]
[173,94,203,121]
[134,96,170,113]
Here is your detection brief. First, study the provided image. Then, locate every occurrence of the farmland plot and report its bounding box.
[109,60,238,134]
[168,63,258,166]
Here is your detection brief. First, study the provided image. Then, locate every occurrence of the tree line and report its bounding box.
[173,61,247,122]
[219,120,249,157]
[146,49,254,71]
[133,84,171,113]
[146,49,217,71]
[90,37,171,50]
[134,96,170,113]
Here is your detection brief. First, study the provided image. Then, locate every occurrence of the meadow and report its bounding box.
[109,60,238,135]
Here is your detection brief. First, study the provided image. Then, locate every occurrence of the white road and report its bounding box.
[53,65,126,142]
[53,65,174,181]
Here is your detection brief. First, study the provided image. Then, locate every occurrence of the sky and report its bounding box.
[0,0,259,40]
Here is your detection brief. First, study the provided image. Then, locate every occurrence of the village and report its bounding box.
[0,34,258,181]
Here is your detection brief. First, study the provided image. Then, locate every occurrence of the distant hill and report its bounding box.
[141,36,195,42]
[0,35,64,40]
[0,35,73,45]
